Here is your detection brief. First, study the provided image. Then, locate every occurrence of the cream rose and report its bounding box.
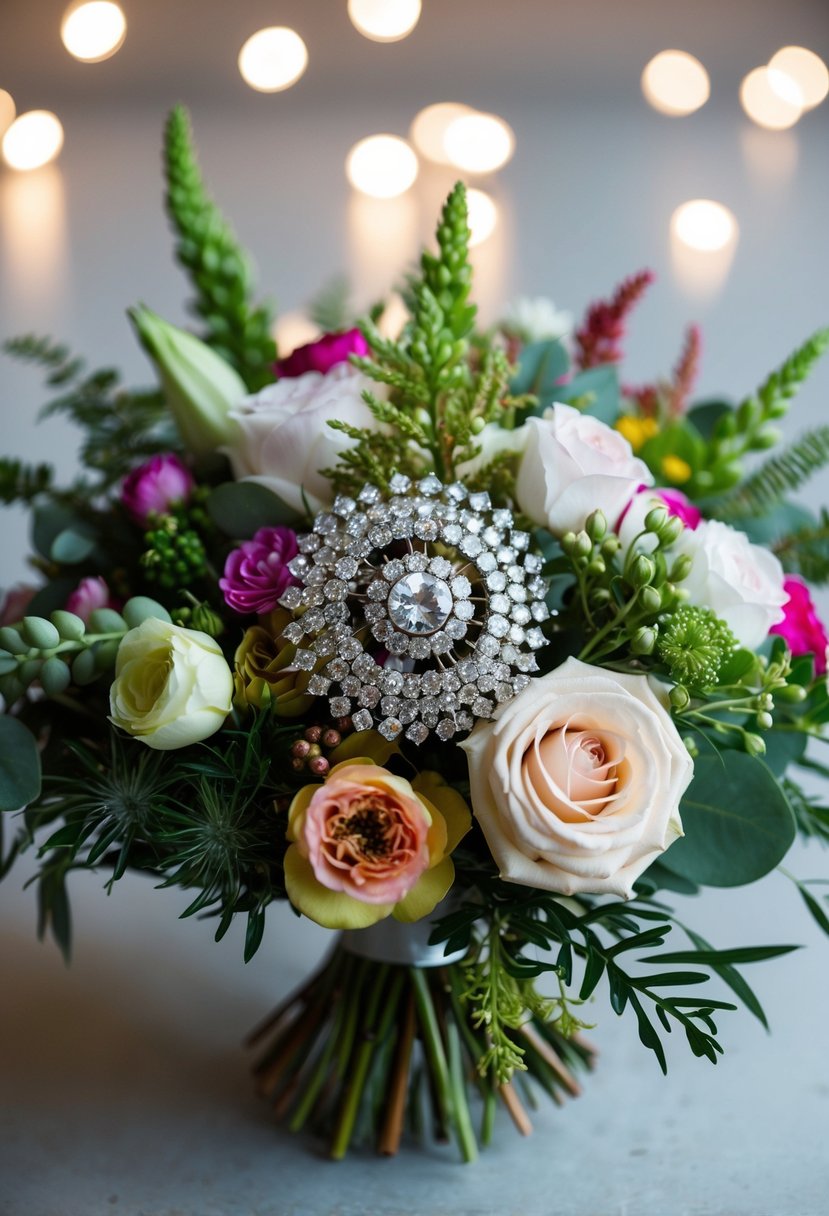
[669,519,787,650]
[224,363,378,515]
[460,657,692,897]
[515,404,653,536]
[109,618,233,750]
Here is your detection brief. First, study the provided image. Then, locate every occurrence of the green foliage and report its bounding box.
[207,479,303,535]
[0,716,41,812]
[164,105,276,391]
[713,426,829,520]
[660,751,796,887]
[656,606,737,691]
[772,509,829,584]
[0,457,53,505]
[308,275,352,333]
[782,776,829,845]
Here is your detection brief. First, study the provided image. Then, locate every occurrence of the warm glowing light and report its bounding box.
[348,0,421,42]
[466,188,498,247]
[2,111,65,172]
[740,66,803,130]
[671,199,737,252]
[641,50,710,116]
[274,311,319,355]
[410,102,474,164]
[238,27,308,93]
[0,90,16,138]
[1,166,67,308]
[377,292,409,339]
[61,2,126,63]
[769,46,829,110]
[444,112,514,174]
[346,135,418,198]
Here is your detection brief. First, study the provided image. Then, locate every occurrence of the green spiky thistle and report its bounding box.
[657,606,737,690]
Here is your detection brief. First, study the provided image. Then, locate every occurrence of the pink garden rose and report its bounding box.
[65,576,118,625]
[121,453,194,526]
[219,526,299,615]
[276,328,368,378]
[770,576,828,674]
[656,488,701,531]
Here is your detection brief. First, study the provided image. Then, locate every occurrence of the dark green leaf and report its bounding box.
[579,950,605,1000]
[643,945,798,966]
[0,716,41,812]
[206,481,303,537]
[798,885,829,937]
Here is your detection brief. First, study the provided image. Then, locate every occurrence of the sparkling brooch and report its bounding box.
[278,475,550,744]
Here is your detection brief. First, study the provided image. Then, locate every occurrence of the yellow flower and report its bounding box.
[615,415,659,452]
[233,609,315,716]
[284,749,470,931]
[661,454,693,484]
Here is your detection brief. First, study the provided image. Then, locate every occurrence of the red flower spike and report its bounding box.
[574,270,655,371]
[668,324,702,416]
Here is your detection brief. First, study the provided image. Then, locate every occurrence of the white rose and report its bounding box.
[109,618,233,750]
[515,404,653,536]
[502,297,572,342]
[669,519,787,650]
[224,364,378,515]
[460,657,692,898]
[455,422,529,479]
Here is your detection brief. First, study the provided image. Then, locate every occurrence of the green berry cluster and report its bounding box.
[141,514,208,590]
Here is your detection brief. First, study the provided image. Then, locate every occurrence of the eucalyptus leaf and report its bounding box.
[207,481,303,538]
[556,365,621,425]
[50,526,97,565]
[661,750,796,887]
[510,338,569,401]
[0,715,42,812]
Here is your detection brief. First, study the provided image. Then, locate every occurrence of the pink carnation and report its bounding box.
[65,576,117,625]
[770,576,828,674]
[219,526,299,615]
[121,454,194,526]
[276,328,368,379]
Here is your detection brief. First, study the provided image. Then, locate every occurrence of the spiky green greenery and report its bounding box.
[164,105,276,391]
[308,274,352,333]
[0,455,53,505]
[657,606,737,691]
[325,183,521,494]
[713,426,829,520]
[772,509,829,584]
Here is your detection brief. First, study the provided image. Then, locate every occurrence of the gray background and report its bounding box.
[1,2,829,1213]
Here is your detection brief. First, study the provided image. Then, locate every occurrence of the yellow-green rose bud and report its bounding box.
[233,610,315,717]
[109,617,233,750]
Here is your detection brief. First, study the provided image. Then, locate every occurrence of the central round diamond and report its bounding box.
[387,572,453,635]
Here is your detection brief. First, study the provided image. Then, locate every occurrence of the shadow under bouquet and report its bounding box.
[2,107,829,1163]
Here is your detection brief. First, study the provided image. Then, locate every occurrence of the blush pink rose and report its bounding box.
[300,763,432,905]
[770,576,828,674]
[66,576,118,625]
[276,328,368,378]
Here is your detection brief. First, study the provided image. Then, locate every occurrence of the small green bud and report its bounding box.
[668,554,693,583]
[644,505,668,533]
[50,609,86,641]
[591,589,612,605]
[21,616,60,650]
[122,597,172,628]
[586,558,606,577]
[0,626,24,654]
[630,555,656,587]
[744,732,766,756]
[777,683,807,703]
[88,608,127,634]
[670,684,691,711]
[18,658,43,685]
[40,656,72,696]
[756,711,774,730]
[189,603,225,638]
[631,626,657,656]
[659,516,684,546]
[574,531,592,558]
[561,531,578,554]
[683,736,699,758]
[585,510,607,542]
[754,427,781,450]
[470,415,486,435]
[600,535,620,558]
[638,585,662,613]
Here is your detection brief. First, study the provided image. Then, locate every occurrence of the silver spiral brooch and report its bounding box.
[278,474,550,744]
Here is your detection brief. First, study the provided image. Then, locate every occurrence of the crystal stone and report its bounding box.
[387,572,453,635]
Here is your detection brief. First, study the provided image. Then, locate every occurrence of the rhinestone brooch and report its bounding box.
[278,474,551,745]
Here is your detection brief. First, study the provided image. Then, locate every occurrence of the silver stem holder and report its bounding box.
[340,901,468,968]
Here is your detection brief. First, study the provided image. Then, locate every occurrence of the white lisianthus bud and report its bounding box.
[129,306,247,459]
[109,618,233,750]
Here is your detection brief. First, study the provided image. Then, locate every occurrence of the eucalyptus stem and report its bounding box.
[410,967,454,1132]
[446,1021,479,1162]
[330,963,391,1159]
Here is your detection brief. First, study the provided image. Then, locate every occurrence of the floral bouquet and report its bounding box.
[2,107,829,1164]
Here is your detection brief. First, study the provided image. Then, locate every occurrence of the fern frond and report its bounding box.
[163,105,276,391]
[715,426,829,519]
[0,457,53,505]
[773,511,829,584]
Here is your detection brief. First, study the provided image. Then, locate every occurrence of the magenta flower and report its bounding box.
[66,576,117,625]
[276,328,369,379]
[656,488,702,531]
[0,584,36,626]
[219,527,299,615]
[770,576,828,674]
[121,453,194,526]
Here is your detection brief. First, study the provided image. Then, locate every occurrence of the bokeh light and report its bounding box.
[346,134,418,198]
[0,90,15,138]
[671,199,737,252]
[740,66,803,130]
[274,311,320,356]
[443,112,515,174]
[238,27,308,93]
[61,1,126,63]
[348,0,421,42]
[466,188,498,247]
[2,111,65,171]
[410,102,473,164]
[641,50,710,116]
[768,46,828,110]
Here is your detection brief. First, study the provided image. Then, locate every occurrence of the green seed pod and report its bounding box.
[756,711,774,730]
[744,732,766,757]
[0,626,24,654]
[18,658,43,685]
[122,596,172,628]
[71,649,98,685]
[88,608,127,634]
[50,609,86,641]
[40,656,72,696]
[92,638,121,672]
[0,656,19,676]
[21,616,60,651]
[0,673,24,703]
